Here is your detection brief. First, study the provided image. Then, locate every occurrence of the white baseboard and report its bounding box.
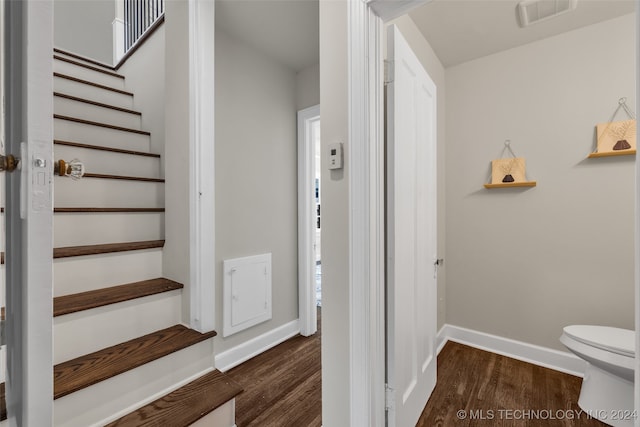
[215,319,301,372]
[436,324,586,378]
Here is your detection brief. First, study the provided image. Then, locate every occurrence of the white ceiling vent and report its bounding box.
[517,0,578,27]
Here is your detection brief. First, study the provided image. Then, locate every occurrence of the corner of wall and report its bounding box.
[163,0,192,324]
[444,14,636,351]
[437,324,586,378]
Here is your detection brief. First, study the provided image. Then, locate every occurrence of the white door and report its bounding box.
[386,24,437,427]
[3,1,54,425]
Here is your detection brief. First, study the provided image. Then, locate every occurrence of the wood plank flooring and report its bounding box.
[419,341,607,427]
[226,312,606,427]
[226,309,322,427]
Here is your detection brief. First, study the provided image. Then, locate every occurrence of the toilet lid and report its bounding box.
[563,325,635,358]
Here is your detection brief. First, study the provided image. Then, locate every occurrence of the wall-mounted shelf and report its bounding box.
[485,141,536,189]
[587,149,636,159]
[484,181,537,189]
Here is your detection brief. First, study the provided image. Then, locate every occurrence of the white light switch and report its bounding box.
[328,142,343,170]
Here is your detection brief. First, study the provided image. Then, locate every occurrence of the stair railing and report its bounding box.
[124,0,164,54]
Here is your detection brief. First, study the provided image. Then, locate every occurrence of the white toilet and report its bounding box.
[560,325,635,427]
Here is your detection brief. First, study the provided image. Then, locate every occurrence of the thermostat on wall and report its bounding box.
[328,143,343,170]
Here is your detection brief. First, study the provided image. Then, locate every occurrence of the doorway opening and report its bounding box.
[313,118,321,307]
[298,104,320,336]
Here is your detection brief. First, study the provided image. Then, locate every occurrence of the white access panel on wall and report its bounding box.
[223,253,272,337]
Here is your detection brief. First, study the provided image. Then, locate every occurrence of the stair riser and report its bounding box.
[54,96,141,130]
[54,119,150,153]
[54,144,161,179]
[54,249,163,296]
[54,212,164,247]
[54,59,125,90]
[54,76,133,110]
[54,291,182,364]
[54,50,114,72]
[190,402,235,427]
[54,340,214,427]
[54,177,163,208]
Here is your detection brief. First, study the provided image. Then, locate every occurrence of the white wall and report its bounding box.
[163,0,191,320]
[445,13,636,351]
[385,16,447,329]
[54,0,114,64]
[117,25,166,169]
[214,29,299,352]
[319,0,351,423]
[296,63,320,111]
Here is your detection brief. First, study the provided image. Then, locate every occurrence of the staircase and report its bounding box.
[49,49,242,426]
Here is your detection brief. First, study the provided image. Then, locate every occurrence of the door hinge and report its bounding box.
[384,60,393,85]
[385,384,395,411]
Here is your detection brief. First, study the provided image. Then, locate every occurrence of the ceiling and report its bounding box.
[213,0,634,72]
[215,0,319,72]
[409,0,636,68]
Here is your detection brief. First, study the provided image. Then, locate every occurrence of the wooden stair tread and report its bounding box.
[54,207,165,213]
[82,173,164,183]
[54,278,183,317]
[54,325,217,399]
[54,115,151,136]
[53,240,164,259]
[54,139,160,158]
[54,48,116,71]
[54,73,132,96]
[105,369,243,427]
[54,92,140,115]
[54,55,124,79]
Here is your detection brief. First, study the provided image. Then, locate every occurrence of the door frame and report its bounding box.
[635,2,640,417]
[187,0,216,333]
[4,0,54,424]
[345,0,428,425]
[298,104,320,337]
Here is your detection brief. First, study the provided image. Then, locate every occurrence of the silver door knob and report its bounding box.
[0,154,19,173]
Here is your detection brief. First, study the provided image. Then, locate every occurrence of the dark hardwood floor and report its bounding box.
[419,341,608,427]
[226,312,604,427]
[226,309,322,427]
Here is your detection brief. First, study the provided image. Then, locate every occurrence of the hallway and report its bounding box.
[226,308,604,426]
[226,309,322,427]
